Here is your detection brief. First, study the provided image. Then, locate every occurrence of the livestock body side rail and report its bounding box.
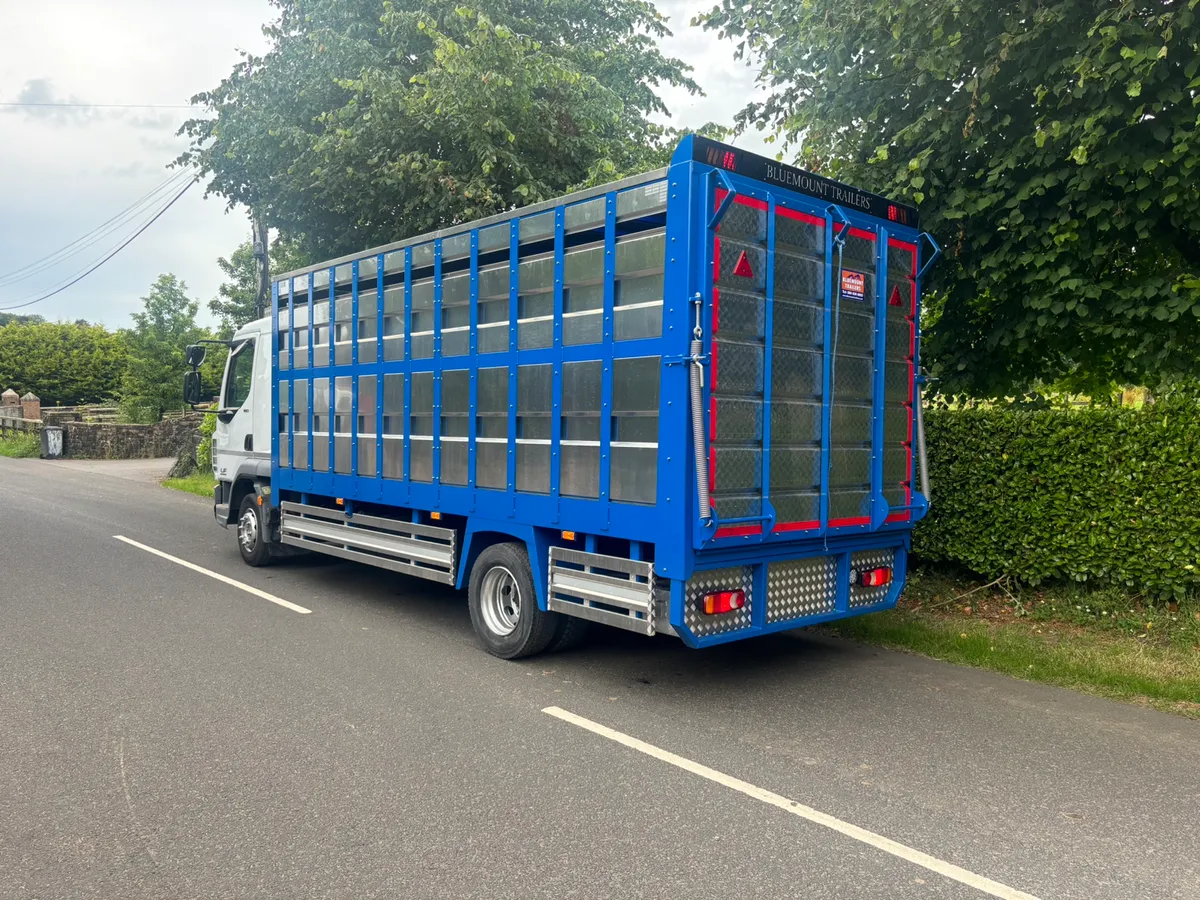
[266,135,935,652]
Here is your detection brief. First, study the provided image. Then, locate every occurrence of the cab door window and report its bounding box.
[223,340,256,410]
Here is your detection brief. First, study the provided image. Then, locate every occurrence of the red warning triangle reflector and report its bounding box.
[888,284,905,307]
[733,250,754,278]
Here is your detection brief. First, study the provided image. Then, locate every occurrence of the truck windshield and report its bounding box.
[222,339,255,410]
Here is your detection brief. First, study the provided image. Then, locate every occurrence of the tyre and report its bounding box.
[468,542,559,659]
[236,494,274,567]
[547,616,591,653]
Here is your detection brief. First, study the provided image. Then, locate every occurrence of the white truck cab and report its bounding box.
[210,317,277,564]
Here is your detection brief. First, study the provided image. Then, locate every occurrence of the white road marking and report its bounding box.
[543,706,1042,900]
[113,535,312,615]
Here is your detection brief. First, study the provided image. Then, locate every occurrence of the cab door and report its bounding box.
[213,338,258,481]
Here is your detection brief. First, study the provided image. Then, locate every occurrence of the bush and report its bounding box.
[195,413,217,472]
[0,431,42,458]
[117,399,160,424]
[915,399,1200,601]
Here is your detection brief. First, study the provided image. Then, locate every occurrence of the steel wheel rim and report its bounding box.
[480,566,520,637]
[238,507,259,553]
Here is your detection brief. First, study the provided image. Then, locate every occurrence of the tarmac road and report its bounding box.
[1,456,1197,899]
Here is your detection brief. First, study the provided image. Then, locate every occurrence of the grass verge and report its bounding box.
[0,432,41,458]
[825,570,1200,719]
[162,472,216,498]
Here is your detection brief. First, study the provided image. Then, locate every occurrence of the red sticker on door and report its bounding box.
[841,270,866,301]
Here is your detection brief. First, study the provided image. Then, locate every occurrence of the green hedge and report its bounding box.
[914,400,1200,601]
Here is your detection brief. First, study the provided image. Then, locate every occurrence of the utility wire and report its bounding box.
[0,168,194,287]
[0,178,197,312]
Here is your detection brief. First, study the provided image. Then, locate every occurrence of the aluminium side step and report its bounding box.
[548,546,662,637]
[279,501,457,584]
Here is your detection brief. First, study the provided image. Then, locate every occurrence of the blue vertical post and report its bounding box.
[306,272,315,490]
[759,193,777,536]
[375,254,385,494]
[286,278,295,470]
[468,230,480,503]
[597,192,616,530]
[350,260,359,480]
[403,248,413,503]
[550,206,564,523]
[432,240,443,496]
[506,220,519,514]
[271,280,280,475]
[327,266,336,476]
[818,216,835,532]
[870,228,889,528]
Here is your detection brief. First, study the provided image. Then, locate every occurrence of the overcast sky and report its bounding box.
[0,1,770,331]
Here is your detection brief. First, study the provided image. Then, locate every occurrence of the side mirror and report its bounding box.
[183,370,203,406]
[185,344,207,368]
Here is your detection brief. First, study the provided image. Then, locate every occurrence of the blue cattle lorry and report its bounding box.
[189,136,939,658]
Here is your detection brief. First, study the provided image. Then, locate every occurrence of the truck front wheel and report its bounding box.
[237,495,274,567]
[468,543,558,659]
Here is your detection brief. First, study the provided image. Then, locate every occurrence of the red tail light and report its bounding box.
[856,567,893,588]
[702,590,746,615]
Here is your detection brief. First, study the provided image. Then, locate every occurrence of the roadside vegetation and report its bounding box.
[826,569,1200,719]
[0,432,40,458]
[163,473,216,498]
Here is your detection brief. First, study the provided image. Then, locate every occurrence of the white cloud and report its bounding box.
[0,0,771,330]
[0,0,273,329]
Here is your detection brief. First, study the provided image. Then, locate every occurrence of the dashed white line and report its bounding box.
[543,706,1042,900]
[113,535,312,615]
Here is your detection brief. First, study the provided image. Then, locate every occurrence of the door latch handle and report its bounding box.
[244,434,253,452]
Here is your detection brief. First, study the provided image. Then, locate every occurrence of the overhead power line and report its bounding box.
[0,178,197,312]
[0,168,194,288]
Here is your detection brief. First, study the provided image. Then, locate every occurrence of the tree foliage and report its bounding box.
[121,275,206,418]
[0,312,44,327]
[0,321,127,406]
[701,0,1200,395]
[180,0,698,260]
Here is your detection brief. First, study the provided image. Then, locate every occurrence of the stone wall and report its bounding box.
[62,413,204,460]
[40,406,120,426]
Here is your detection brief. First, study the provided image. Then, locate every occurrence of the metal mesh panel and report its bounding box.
[774,251,823,301]
[561,360,601,498]
[684,566,753,637]
[357,374,377,478]
[517,364,551,494]
[278,381,289,468]
[410,371,433,483]
[411,277,434,360]
[440,370,469,486]
[766,557,836,622]
[475,366,508,490]
[382,373,403,480]
[313,378,330,471]
[292,381,308,470]
[849,548,896,608]
[334,376,352,474]
[610,356,659,504]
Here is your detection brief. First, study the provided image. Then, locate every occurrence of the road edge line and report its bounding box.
[113,535,312,615]
[542,706,1042,900]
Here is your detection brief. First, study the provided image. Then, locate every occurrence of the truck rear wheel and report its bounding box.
[237,494,275,567]
[468,542,558,659]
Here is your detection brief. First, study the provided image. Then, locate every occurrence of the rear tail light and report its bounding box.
[854,567,893,588]
[702,590,746,615]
